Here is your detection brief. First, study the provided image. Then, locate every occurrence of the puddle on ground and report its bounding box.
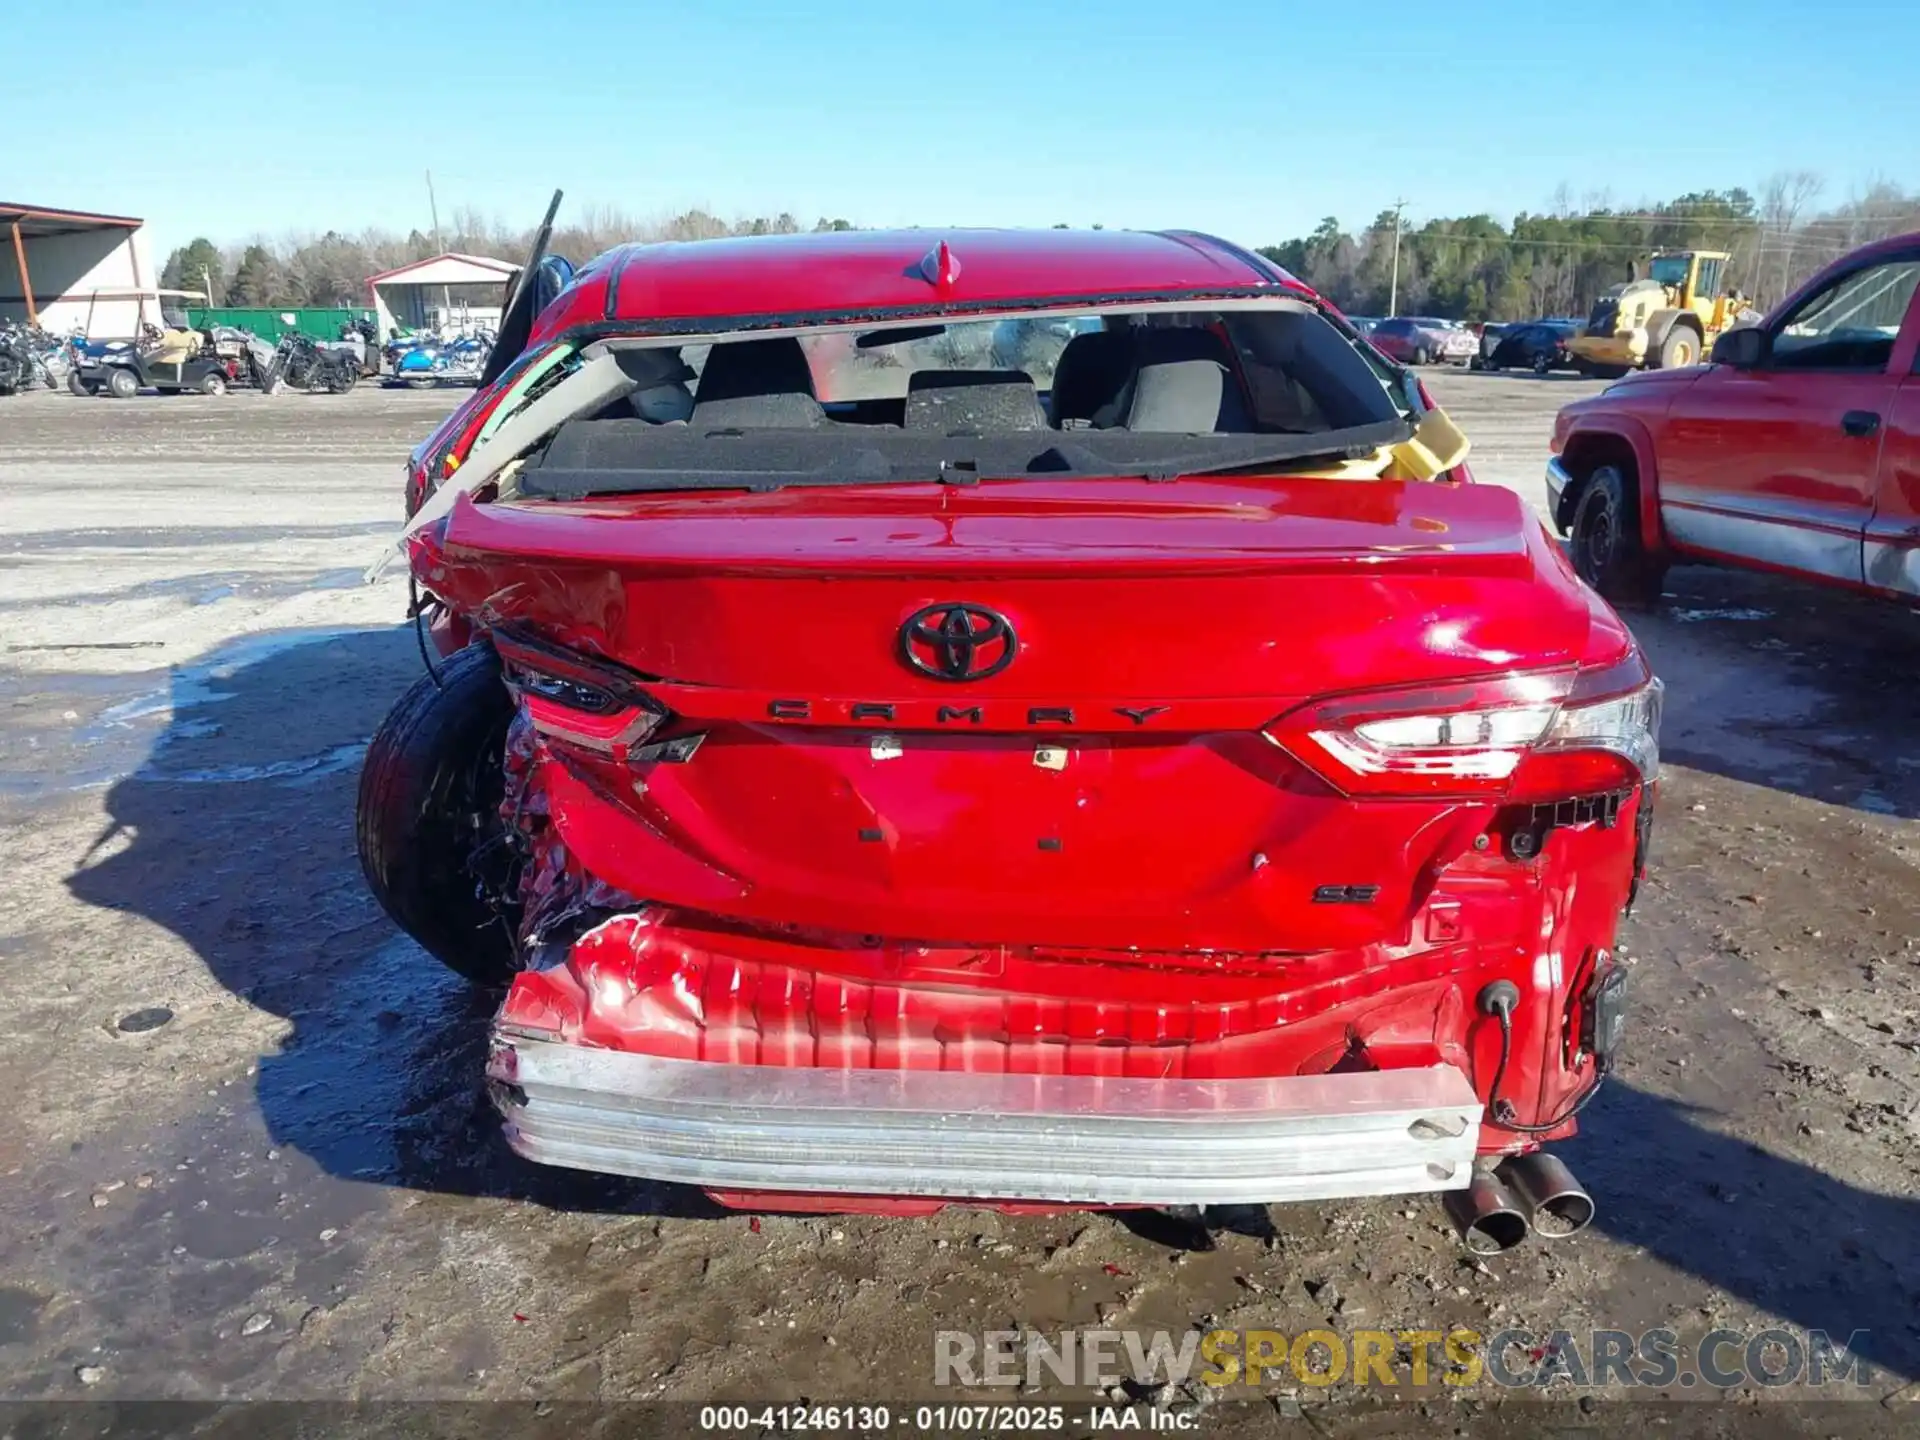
[85,626,387,734]
[0,522,395,553]
[135,741,369,787]
[0,626,394,803]
[0,567,372,617]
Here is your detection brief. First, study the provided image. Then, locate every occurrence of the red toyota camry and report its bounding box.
[361,223,1659,1254]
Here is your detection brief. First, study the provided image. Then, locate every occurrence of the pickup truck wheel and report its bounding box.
[356,643,520,986]
[1570,464,1666,607]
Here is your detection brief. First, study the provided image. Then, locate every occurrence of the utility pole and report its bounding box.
[426,170,443,253]
[1388,198,1408,317]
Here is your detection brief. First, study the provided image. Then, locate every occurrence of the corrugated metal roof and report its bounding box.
[0,202,144,237]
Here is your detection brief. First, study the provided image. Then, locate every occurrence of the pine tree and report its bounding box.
[227,245,284,306]
[160,238,225,303]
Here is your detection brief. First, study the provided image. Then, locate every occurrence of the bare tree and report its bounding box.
[1757,170,1825,306]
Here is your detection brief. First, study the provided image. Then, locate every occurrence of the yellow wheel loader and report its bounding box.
[1567,250,1747,377]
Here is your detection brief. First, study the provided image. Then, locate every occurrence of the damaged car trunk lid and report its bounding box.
[412,474,1609,955]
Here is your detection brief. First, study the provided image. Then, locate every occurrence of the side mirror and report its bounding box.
[1711,327,1765,368]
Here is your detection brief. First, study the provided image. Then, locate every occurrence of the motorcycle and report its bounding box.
[30,328,77,391]
[0,323,79,392]
[0,320,32,395]
[390,328,493,389]
[262,331,360,394]
[339,317,381,377]
[203,327,279,389]
[382,328,428,374]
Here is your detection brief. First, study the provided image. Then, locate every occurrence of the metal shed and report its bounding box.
[367,252,518,340]
[1,201,158,337]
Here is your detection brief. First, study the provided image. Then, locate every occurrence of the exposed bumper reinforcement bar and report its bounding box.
[488,1035,1483,1205]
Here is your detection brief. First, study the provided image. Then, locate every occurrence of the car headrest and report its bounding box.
[905,370,1048,433]
[1047,329,1132,426]
[691,337,824,428]
[1123,328,1251,433]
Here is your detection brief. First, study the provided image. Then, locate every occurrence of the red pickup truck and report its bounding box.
[1548,233,1920,606]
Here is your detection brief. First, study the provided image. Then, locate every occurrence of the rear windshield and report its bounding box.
[519,303,1414,497]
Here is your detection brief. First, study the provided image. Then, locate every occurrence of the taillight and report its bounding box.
[493,632,668,760]
[1266,653,1661,802]
[1508,655,1662,801]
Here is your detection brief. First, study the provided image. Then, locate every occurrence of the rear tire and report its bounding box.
[1569,464,1666,608]
[404,376,437,390]
[1414,346,1432,366]
[106,367,138,399]
[356,643,520,986]
[199,371,228,396]
[67,372,89,396]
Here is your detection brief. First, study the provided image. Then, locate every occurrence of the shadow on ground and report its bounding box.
[1572,1081,1920,1383]
[63,625,718,1220]
[1618,564,1920,820]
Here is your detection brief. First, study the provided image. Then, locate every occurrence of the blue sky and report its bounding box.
[9,0,1916,254]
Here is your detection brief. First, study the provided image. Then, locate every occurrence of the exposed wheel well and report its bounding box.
[1557,433,1639,533]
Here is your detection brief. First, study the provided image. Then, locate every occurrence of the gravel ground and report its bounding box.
[0,375,1917,1432]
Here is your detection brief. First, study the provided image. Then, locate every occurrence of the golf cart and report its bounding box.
[70,288,239,397]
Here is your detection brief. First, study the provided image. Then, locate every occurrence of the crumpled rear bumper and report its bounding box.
[487,1035,1482,1206]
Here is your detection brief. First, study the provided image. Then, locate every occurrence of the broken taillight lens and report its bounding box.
[1267,652,1660,801]
[493,632,668,761]
[1509,656,1663,802]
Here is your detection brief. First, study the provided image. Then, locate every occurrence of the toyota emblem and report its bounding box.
[899,603,1017,681]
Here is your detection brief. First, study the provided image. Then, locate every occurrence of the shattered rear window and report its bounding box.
[514,301,1418,497]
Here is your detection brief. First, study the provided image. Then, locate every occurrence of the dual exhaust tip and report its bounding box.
[1442,1151,1593,1255]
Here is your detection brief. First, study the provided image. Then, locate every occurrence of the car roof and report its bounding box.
[530,228,1312,338]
